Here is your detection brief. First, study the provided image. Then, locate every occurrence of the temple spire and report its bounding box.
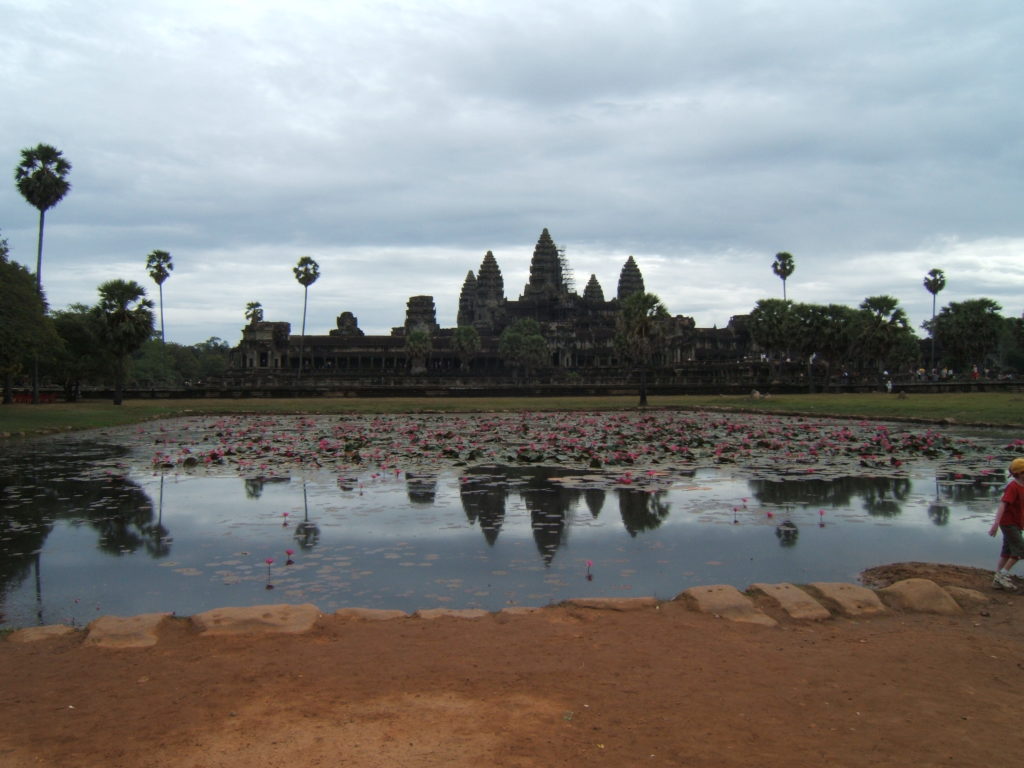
[457,270,477,327]
[617,255,645,300]
[522,228,565,301]
[583,274,605,303]
[476,251,504,303]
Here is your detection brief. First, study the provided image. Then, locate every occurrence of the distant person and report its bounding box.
[988,457,1024,590]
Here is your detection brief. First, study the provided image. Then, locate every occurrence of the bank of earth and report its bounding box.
[1,561,1020,768]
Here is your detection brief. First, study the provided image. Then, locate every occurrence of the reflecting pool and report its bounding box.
[0,422,1009,629]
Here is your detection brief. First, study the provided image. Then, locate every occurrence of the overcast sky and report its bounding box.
[2,0,1022,346]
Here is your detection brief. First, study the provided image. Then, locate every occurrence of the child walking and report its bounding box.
[989,457,1024,590]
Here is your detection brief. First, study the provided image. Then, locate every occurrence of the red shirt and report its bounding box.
[1000,480,1024,528]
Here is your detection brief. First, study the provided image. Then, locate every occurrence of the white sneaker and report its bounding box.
[993,572,1017,591]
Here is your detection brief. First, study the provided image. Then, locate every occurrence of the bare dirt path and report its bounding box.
[1,563,1020,768]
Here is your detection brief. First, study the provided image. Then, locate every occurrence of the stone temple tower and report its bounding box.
[458,251,506,332]
[521,228,567,303]
[617,256,645,300]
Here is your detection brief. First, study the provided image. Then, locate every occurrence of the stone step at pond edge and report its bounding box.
[5,577,1001,648]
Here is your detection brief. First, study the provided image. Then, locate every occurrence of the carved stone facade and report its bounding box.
[227,229,751,384]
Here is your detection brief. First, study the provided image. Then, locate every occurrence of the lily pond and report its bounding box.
[1,411,1018,628]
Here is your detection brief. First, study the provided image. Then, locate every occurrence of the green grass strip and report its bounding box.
[3,392,1023,437]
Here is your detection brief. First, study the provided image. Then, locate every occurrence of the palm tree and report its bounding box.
[498,318,549,383]
[14,143,72,293]
[748,298,794,374]
[772,252,795,300]
[244,301,264,324]
[94,279,155,405]
[856,295,914,374]
[452,325,481,371]
[615,291,669,406]
[923,268,946,370]
[145,250,172,383]
[404,329,433,374]
[15,143,71,403]
[293,256,320,379]
[145,250,173,344]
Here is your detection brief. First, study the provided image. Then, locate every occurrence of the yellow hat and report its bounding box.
[1010,458,1024,475]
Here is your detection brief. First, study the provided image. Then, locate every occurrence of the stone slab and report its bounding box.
[414,608,490,620]
[564,597,659,611]
[335,608,409,621]
[84,613,172,648]
[750,582,831,620]
[7,625,79,643]
[807,583,887,617]
[878,578,963,615]
[678,585,778,627]
[191,604,321,635]
[943,585,990,608]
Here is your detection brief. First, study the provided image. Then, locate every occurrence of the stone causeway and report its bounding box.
[6,577,992,649]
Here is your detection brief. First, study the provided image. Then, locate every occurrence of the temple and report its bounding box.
[225,229,752,389]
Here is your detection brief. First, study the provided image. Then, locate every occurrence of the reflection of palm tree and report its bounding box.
[618,489,671,536]
[862,478,910,518]
[927,503,950,526]
[244,478,265,499]
[294,481,320,550]
[141,475,172,558]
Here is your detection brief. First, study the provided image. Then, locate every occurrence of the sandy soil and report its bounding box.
[0,562,1020,768]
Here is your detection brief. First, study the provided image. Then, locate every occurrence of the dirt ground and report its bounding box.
[0,562,1020,768]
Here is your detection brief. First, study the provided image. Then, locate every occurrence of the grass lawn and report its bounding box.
[2,392,1023,437]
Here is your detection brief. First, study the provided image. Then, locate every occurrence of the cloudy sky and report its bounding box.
[2,0,1022,345]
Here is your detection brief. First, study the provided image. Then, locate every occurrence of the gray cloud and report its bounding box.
[2,0,1022,344]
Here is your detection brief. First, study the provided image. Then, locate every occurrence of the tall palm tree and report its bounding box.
[15,144,72,293]
[95,279,155,405]
[615,291,669,406]
[923,268,946,370]
[15,143,71,403]
[145,250,172,384]
[293,256,320,380]
[145,250,173,345]
[244,301,264,324]
[772,252,795,300]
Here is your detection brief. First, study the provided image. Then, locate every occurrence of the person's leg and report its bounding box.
[994,528,1022,588]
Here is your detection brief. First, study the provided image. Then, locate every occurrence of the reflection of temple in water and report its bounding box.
[459,473,509,546]
[458,467,607,563]
[243,476,291,499]
[405,473,439,504]
[456,467,683,562]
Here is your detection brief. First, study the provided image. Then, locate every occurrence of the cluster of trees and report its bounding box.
[3,143,233,404]
[755,255,1022,380]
